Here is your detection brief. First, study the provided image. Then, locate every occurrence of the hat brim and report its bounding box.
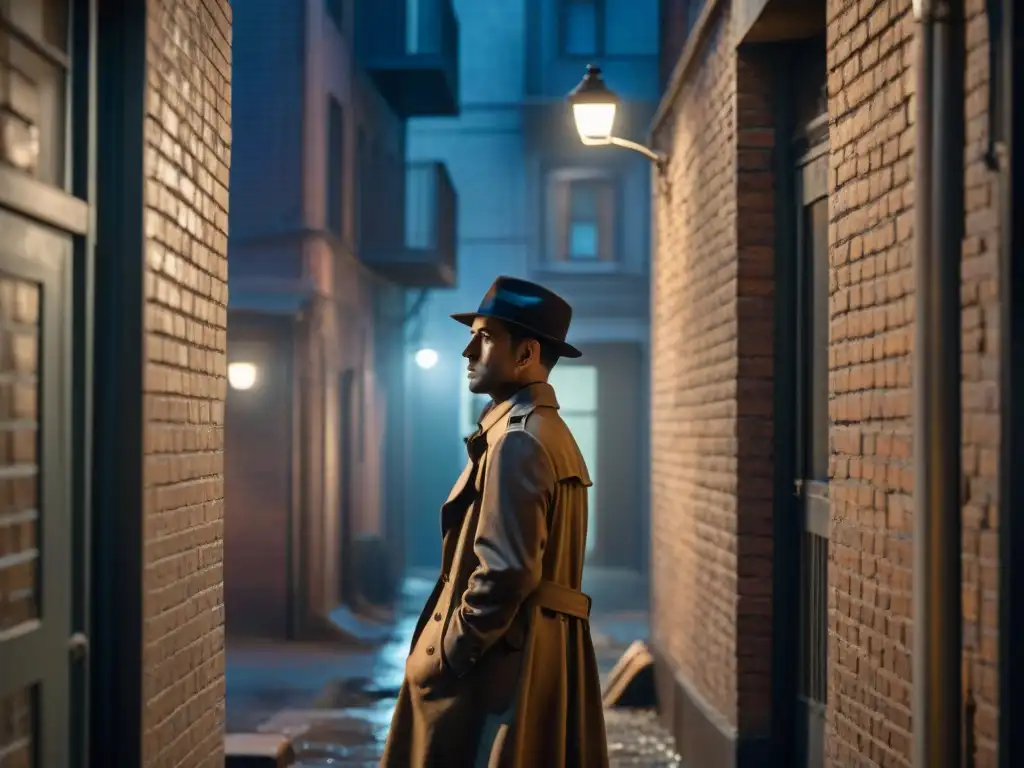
[451,312,583,359]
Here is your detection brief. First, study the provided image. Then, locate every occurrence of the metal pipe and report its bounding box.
[998,1,1020,764]
[912,0,965,765]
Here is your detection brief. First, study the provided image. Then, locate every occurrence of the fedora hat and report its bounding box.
[451,276,582,359]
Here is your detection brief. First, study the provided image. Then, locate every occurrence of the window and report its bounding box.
[326,96,344,238]
[559,0,602,56]
[548,174,617,265]
[548,365,599,556]
[325,0,346,32]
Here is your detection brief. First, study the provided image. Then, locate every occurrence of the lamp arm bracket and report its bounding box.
[600,136,667,171]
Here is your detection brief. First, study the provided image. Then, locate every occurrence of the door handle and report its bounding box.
[793,479,804,498]
[68,632,89,660]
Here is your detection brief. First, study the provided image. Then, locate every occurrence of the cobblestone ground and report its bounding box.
[604,709,682,767]
[228,570,680,766]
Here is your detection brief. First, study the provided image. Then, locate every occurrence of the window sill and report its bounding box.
[536,259,622,276]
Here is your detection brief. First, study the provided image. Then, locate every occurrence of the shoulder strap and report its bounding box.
[505,402,537,433]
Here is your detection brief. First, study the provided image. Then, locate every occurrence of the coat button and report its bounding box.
[426,646,436,656]
[434,612,442,621]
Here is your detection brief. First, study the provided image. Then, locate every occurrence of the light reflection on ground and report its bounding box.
[226,569,679,765]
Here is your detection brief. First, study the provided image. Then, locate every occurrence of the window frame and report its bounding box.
[544,168,620,272]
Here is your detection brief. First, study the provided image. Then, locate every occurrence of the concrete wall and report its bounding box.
[141,0,232,763]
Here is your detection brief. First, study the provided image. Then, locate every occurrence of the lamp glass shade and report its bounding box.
[573,102,616,142]
[228,362,258,390]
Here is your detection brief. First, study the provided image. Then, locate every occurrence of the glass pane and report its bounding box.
[0,32,68,185]
[569,222,598,260]
[563,0,598,56]
[549,365,598,412]
[0,277,41,632]
[808,199,829,481]
[569,182,597,218]
[0,686,36,765]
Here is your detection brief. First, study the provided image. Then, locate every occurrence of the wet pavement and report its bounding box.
[226,568,681,766]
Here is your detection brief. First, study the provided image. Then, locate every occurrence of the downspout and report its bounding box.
[912,0,965,765]
[997,0,1018,764]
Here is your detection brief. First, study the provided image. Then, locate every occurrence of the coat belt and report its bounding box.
[527,580,592,621]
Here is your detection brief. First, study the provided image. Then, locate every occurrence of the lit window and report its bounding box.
[548,365,599,555]
[548,175,616,264]
[568,183,600,260]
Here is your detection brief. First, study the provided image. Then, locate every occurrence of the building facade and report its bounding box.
[405,0,659,575]
[0,0,232,765]
[650,0,1020,766]
[225,0,459,640]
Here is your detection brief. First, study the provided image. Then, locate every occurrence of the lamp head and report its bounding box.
[568,64,618,144]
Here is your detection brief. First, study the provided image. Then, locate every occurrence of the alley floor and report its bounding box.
[226,568,681,766]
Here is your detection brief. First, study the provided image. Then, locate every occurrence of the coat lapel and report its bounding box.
[437,384,559,535]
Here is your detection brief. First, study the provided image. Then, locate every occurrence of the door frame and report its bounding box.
[0,0,96,765]
[766,35,830,768]
[792,115,830,768]
[553,341,645,571]
[90,0,147,764]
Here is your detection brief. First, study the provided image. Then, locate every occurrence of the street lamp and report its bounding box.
[414,348,439,370]
[228,362,258,391]
[568,64,667,170]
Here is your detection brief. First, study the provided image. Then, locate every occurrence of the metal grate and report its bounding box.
[798,530,828,705]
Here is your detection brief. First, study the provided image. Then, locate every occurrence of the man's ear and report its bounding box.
[516,339,539,367]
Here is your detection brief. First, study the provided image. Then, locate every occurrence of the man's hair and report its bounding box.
[506,325,560,371]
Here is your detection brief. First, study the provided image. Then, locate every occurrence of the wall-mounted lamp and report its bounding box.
[414,348,439,370]
[568,64,667,172]
[228,362,259,391]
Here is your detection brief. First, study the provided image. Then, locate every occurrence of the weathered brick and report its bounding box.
[650,7,778,740]
[141,1,232,766]
[655,0,1003,763]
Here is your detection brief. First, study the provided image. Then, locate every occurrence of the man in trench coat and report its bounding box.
[382,276,609,767]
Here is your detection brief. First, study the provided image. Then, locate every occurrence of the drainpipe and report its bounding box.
[912,0,965,765]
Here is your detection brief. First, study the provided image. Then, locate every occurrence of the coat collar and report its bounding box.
[478,382,559,435]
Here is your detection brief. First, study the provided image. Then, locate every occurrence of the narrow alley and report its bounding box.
[226,570,680,766]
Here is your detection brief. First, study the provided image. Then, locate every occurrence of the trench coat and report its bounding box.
[382,382,609,768]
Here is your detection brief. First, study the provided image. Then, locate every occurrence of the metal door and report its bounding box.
[794,116,830,768]
[0,0,91,765]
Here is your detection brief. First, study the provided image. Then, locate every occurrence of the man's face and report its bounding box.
[462,317,519,396]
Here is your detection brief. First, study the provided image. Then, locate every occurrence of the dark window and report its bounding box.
[559,0,603,56]
[325,0,346,32]
[549,176,616,263]
[326,96,344,238]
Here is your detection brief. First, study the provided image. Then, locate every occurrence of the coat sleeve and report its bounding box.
[442,429,555,678]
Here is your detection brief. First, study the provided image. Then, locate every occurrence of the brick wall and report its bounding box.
[960,0,1001,758]
[650,3,777,741]
[825,0,1000,763]
[141,0,232,764]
